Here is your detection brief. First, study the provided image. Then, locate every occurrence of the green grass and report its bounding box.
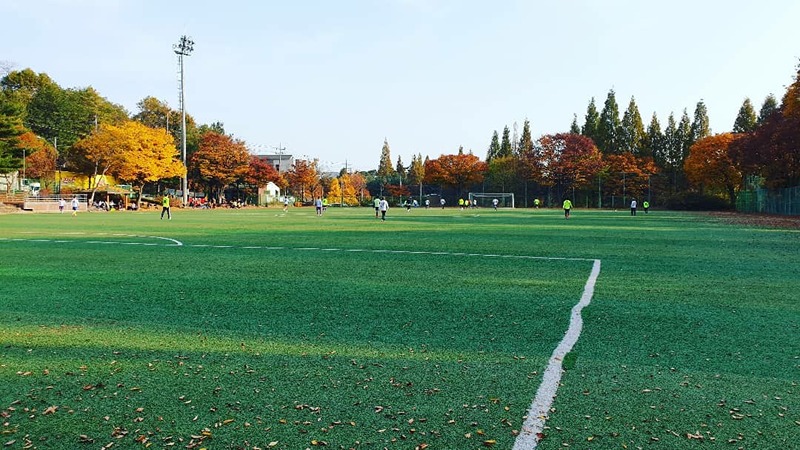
[0,207,797,449]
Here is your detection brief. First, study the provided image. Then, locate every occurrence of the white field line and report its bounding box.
[112,234,183,246]
[0,235,183,247]
[1,234,601,446]
[512,258,602,450]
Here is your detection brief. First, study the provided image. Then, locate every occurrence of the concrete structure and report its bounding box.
[255,154,294,173]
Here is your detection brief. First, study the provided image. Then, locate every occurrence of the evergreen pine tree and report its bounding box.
[487,130,500,162]
[570,114,580,134]
[678,109,693,162]
[499,126,512,158]
[519,119,533,155]
[732,98,757,133]
[511,122,519,155]
[581,97,600,143]
[758,94,778,125]
[690,100,711,142]
[596,89,622,154]
[663,113,679,192]
[395,155,405,184]
[377,138,395,179]
[643,112,663,163]
[620,96,645,155]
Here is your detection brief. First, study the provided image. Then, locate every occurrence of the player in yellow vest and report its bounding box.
[161,195,171,220]
[562,198,572,219]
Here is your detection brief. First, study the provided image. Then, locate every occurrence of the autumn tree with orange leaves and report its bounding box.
[286,159,320,203]
[685,133,743,205]
[730,65,800,190]
[18,131,56,190]
[243,155,283,201]
[190,131,250,202]
[522,133,604,201]
[602,152,658,203]
[348,171,369,203]
[424,148,487,198]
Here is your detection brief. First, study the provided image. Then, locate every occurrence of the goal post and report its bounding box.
[468,192,515,208]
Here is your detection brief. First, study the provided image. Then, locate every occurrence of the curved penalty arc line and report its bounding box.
[112,234,183,246]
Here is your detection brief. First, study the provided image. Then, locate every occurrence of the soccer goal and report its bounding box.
[469,192,515,208]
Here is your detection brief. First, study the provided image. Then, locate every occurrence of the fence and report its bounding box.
[736,186,800,216]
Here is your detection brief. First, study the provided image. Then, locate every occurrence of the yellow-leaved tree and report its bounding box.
[74,121,184,206]
[338,173,359,206]
[114,121,185,205]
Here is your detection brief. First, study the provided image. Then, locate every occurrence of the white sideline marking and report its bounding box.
[2,234,601,446]
[512,259,602,450]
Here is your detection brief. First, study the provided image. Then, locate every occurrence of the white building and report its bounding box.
[257,181,281,205]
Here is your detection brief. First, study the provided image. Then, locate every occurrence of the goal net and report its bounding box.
[468,192,515,208]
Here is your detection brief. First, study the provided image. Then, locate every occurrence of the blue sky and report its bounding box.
[2,0,799,172]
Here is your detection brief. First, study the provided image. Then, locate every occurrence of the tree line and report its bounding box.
[2,61,798,209]
[381,62,798,209]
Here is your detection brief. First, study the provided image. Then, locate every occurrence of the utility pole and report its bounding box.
[272,143,286,172]
[54,136,60,194]
[174,35,194,205]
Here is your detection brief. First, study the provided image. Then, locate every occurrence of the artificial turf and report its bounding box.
[0,206,797,449]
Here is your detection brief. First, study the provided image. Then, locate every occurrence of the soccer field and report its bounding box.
[0,207,797,449]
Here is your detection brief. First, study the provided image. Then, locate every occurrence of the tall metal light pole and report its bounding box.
[174,35,194,205]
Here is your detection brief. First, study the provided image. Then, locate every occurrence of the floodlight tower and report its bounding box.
[174,35,194,205]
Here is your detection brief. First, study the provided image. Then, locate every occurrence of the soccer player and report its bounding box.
[492,198,499,210]
[630,199,637,216]
[379,197,389,221]
[315,197,323,216]
[643,200,650,214]
[562,198,572,219]
[160,195,171,220]
[374,197,381,218]
[70,197,79,216]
